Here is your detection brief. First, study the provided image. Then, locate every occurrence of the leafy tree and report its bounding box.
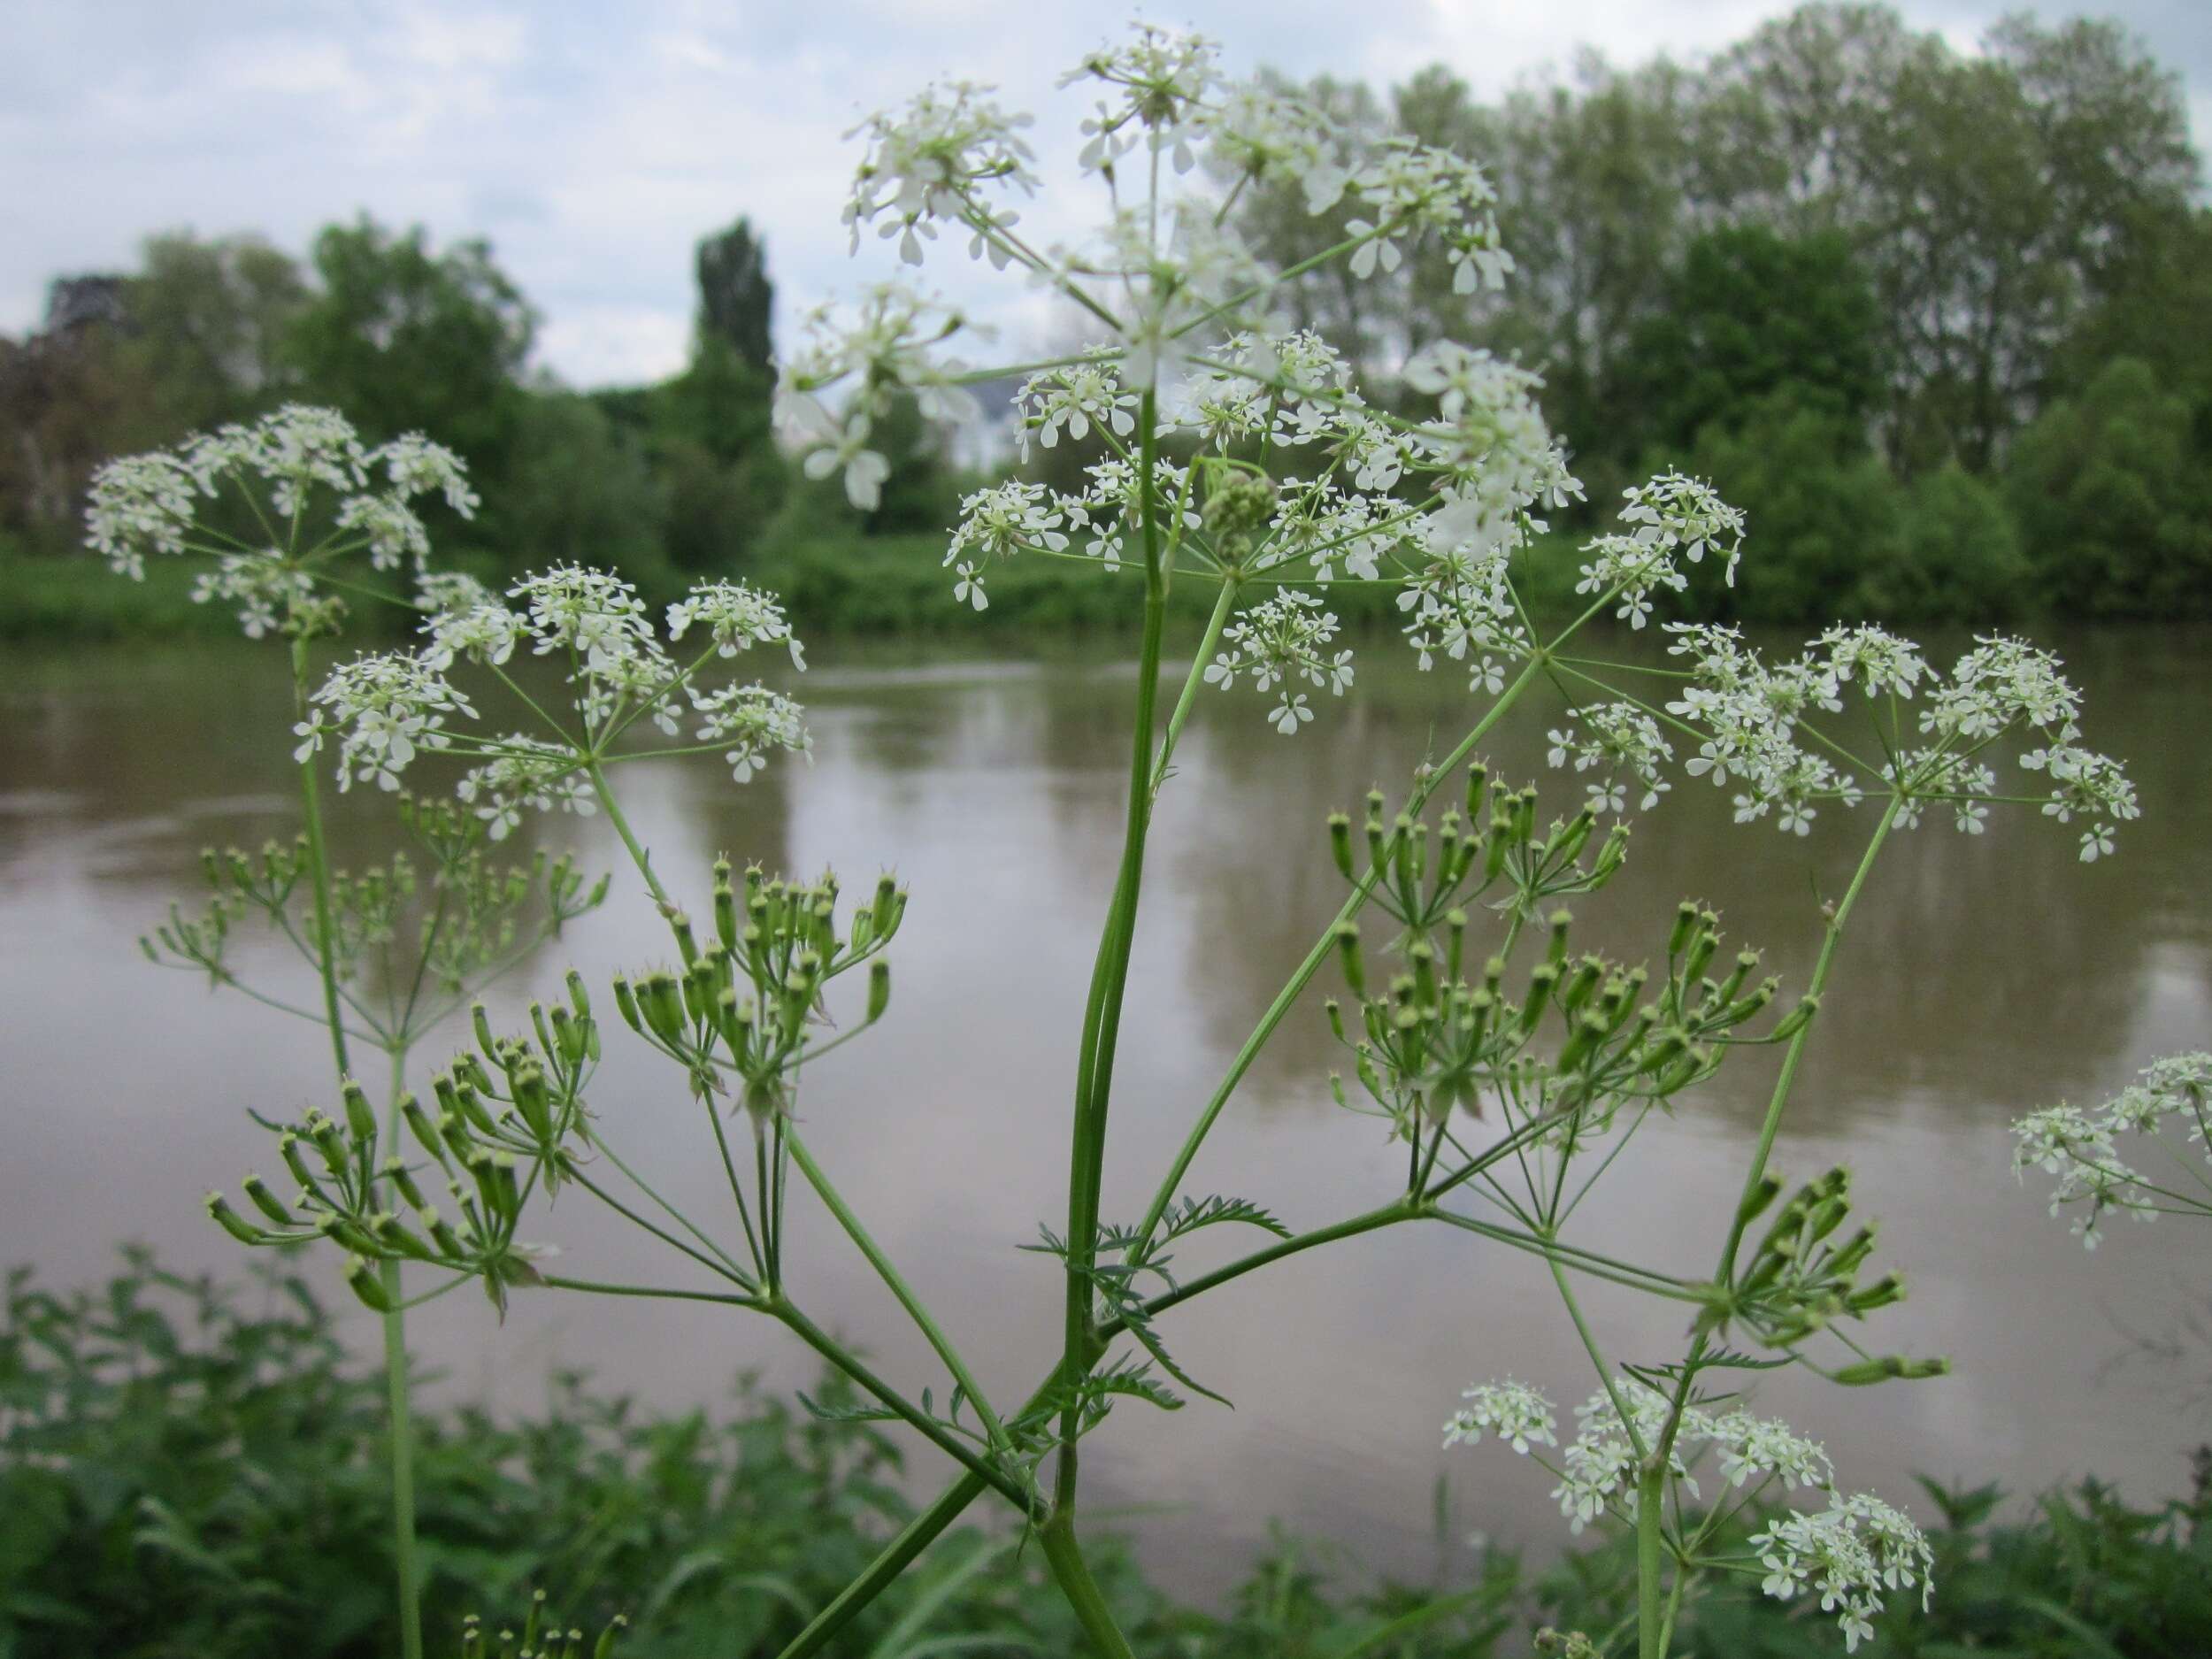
[695,217,774,373]
[2005,357,2212,618]
[282,218,534,478]
[1619,225,1884,455]
[119,232,306,434]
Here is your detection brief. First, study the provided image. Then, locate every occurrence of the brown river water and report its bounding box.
[2,626,2206,1598]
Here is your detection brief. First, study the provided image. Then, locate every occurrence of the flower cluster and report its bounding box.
[1650,623,2138,852]
[1449,1374,1930,1651]
[305,567,814,831]
[1574,474,1745,628]
[1546,703,1674,816]
[843,79,1038,265]
[1064,23,1222,177]
[1203,590,1350,733]
[774,285,972,512]
[2012,1051,2212,1247]
[84,406,475,636]
[1752,1494,1937,1652]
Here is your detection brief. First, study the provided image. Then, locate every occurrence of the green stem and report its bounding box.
[786,1132,1008,1451]
[1638,1461,1669,1659]
[1149,579,1239,794]
[1056,389,1171,1511]
[771,1474,993,1659]
[769,1300,1033,1514]
[293,636,424,1659]
[1039,1516,1140,1659]
[585,760,674,910]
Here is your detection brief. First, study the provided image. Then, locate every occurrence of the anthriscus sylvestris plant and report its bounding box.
[86,405,607,1659]
[121,23,2140,1659]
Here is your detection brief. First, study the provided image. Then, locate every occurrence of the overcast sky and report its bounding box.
[5,1,2205,388]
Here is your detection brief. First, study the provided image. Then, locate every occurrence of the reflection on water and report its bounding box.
[1,630,2207,1599]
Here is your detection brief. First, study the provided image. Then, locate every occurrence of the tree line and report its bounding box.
[4,3,2208,627]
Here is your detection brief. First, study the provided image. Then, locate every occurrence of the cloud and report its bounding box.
[3,0,2203,388]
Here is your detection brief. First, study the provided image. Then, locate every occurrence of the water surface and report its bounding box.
[2,629,2206,1597]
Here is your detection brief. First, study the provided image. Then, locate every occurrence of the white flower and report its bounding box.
[666,580,804,669]
[952,561,988,611]
[1210,591,1348,730]
[1269,694,1314,734]
[803,417,892,511]
[313,652,472,793]
[456,736,594,841]
[1443,1379,1557,1455]
[843,80,1038,264]
[689,683,811,784]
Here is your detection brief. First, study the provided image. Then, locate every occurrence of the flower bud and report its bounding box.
[1409,941,1439,1008]
[669,910,700,969]
[342,1256,394,1313]
[1484,816,1514,880]
[1683,930,1718,988]
[867,957,891,1022]
[1324,998,1347,1043]
[1327,813,1355,881]
[1546,809,1595,868]
[1444,909,1468,983]
[241,1171,295,1226]
[1769,995,1821,1041]
[1333,922,1366,999]
[1518,963,1558,1034]
[380,1156,427,1212]
[638,971,687,1047]
[1847,1272,1905,1313]
[340,1078,376,1145]
[611,973,642,1034]
[1734,1172,1783,1230]
[713,872,739,955]
[472,1001,497,1058]
[1557,1013,1607,1073]
[423,1208,467,1260]
[1547,910,1572,968]
[512,1064,553,1141]
[1462,762,1488,821]
[205,1192,265,1246]
[1668,901,1699,960]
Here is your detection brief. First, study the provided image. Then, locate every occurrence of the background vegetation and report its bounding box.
[4,4,2207,638]
[5,1256,2208,1659]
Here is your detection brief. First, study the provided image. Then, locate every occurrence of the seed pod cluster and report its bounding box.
[611,857,907,1122]
[1722,1167,1941,1379]
[205,967,603,1317]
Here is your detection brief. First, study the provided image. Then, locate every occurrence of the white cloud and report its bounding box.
[3,0,2203,388]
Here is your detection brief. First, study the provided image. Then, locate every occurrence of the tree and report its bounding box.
[282,218,534,475]
[1619,225,1884,456]
[695,218,774,373]
[2005,357,2212,618]
[121,232,306,434]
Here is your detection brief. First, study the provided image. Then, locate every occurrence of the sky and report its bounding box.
[4,1,2206,388]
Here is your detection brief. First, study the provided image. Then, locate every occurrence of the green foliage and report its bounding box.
[7,1256,2209,1659]
[2005,357,2212,619]
[283,219,534,472]
[695,219,775,375]
[1620,227,1885,456]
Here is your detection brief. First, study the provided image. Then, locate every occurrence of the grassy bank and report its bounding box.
[3,531,1592,646]
[4,1256,2208,1658]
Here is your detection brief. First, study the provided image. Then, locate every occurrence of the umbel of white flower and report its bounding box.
[2012,1050,2212,1247]
[1447,1375,1933,1653]
[83,405,476,639]
[301,567,813,839]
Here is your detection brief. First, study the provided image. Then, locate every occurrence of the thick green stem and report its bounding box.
[1716,795,1901,1279]
[586,761,674,910]
[292,636,422,1659]
[1056,389,1170,1511]
[1039,1516,1140,1659]
[1637,799,1905,1655]
[1149,579,1239,793]
[1637,1461,1669,1659]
